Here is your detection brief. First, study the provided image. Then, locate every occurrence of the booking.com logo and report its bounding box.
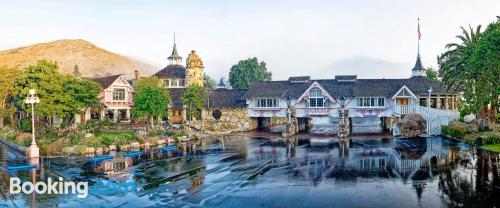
[10,177,137,198]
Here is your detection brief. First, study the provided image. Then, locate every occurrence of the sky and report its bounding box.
[0,0,499,80]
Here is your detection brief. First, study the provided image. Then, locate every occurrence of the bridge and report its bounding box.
[392,105,460,135]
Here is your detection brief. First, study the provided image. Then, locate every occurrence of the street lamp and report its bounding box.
[25,88,40,158]
[339,96,346,109]
[286,96,291,124]
[427,87,433,111]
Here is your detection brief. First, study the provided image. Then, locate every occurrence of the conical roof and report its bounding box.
[412,55,424,71]
[168,43,181,60]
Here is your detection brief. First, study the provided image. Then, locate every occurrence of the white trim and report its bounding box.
[391,85,417,100]
[295,82,335,105]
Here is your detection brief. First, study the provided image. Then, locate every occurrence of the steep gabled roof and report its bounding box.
[86,74,122,89]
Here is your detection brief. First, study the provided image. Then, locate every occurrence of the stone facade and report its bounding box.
[186,50,204,87]
[201,108,258,133]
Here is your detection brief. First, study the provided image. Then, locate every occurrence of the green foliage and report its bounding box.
[96,132,138,146]
[0,66,19,128]
[229,57,272,89]
[13,60,100,120]
[203,73,216,90]
[425,67,438,80]
[438,21,499,120]
[441,125,449,136]
[147,129,165,137]
[182,85,205,120]
[448,126,466,138]
[133,76,170,127]
[20,118,32,132]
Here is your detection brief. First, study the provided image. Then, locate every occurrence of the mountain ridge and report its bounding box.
[0,39,156,78]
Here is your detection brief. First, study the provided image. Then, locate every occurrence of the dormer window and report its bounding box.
[306,88,331,108]
[255,98,278,108]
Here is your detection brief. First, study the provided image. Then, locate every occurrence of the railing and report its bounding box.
[392,105,460,135]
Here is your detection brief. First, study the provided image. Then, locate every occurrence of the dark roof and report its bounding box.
[86,74,122,89]
[288,76,311,82]
[168,43,181,60]
[243,76,456,99]
[412,55,424,71]
[168,88,186,108]
[207,89,247,108]
[154,64,186,79]
[335,75,357,81]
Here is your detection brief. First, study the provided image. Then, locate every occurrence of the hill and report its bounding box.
[0,39,156,78]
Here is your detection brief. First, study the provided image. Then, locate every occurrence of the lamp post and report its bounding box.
[25,88,40,158]
[286,96,291,124]
[427,87,433,111]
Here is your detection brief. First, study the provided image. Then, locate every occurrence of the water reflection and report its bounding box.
[0,135,498,207]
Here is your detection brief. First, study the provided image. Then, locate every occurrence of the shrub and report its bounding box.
[496,114,500,123]
[67,132,84,146]
[84,137,102,148]
[148,130,165,137]
[441,125,449,136]
[20,118,32,132]
[449,126,465,138]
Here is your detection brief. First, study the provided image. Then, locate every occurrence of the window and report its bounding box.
[256,98,278,108]
[179,79,185,86]
[357,97,385,107]
[163,79,170,87]
[419,98,427,107]
[171,79,178,87]
[112,88,126,101]
[307,88,331,108]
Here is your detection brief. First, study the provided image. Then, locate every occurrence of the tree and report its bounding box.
[0,66,18,128]
[62,78,101,119]
[438,21,499,122]
[425,67,438,80]
[229,57,272,89]
[14,60,73,120]
[182,85,205,127]
[132,76,170,130]
[203,73,216,90]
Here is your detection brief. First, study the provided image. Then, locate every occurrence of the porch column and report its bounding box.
[451,96,455,111]
[444,95,449,110]
[100,110,105,121]
[126,109,131,121]
[182,109,187,123]
[112,109,118,123]
[436,94,441,109]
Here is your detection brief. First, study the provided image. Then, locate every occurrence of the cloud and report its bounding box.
[312,56,410,79]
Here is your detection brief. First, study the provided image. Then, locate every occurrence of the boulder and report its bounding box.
[84,133,94,138]
[397,114,427,137]
[464,114,476,123]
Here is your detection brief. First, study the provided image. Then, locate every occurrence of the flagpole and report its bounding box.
[417,18,420,56]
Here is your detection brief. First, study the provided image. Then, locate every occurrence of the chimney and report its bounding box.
[134,70,140,81]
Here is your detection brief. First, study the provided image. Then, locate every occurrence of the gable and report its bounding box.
[108,75,133,91]
[295,82,335,104]
[391,85,417,99]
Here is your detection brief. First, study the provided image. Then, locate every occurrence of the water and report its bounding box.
[0,133,499,208]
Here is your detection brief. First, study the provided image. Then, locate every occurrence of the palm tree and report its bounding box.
[437,25,482,91]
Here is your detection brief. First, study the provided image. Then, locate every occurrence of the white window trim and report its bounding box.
[254,98,280,108]
[112,88,127,101]
[356,97,386,108]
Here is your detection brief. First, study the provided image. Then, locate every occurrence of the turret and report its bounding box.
[186,50,204,87]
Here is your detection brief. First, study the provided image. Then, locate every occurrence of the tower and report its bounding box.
[168,35,182,65]
[411,18,426,77]
[186,50,204,87]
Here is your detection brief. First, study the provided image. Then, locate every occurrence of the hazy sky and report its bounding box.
[0,0,498,80]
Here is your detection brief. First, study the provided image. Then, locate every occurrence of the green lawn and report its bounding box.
[480,144,500,152]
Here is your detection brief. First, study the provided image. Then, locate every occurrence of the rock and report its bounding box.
[84,133,94,138]
[464,114,476,123]
[85,147,95,154]
[157,139,166,145]
[397,114,427,137]
[62,147,75,154]
[96,148,103,154]
[130,142,140,148]
[109,145,116,151]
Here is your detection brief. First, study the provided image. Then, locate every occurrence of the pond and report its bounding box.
[0,133,499,208]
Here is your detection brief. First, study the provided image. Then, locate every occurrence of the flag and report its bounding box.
[417,18,421,40]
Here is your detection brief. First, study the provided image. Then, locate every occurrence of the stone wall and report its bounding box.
[310,116,338,134]
[268,117,288,133]
[201,108,257,133]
